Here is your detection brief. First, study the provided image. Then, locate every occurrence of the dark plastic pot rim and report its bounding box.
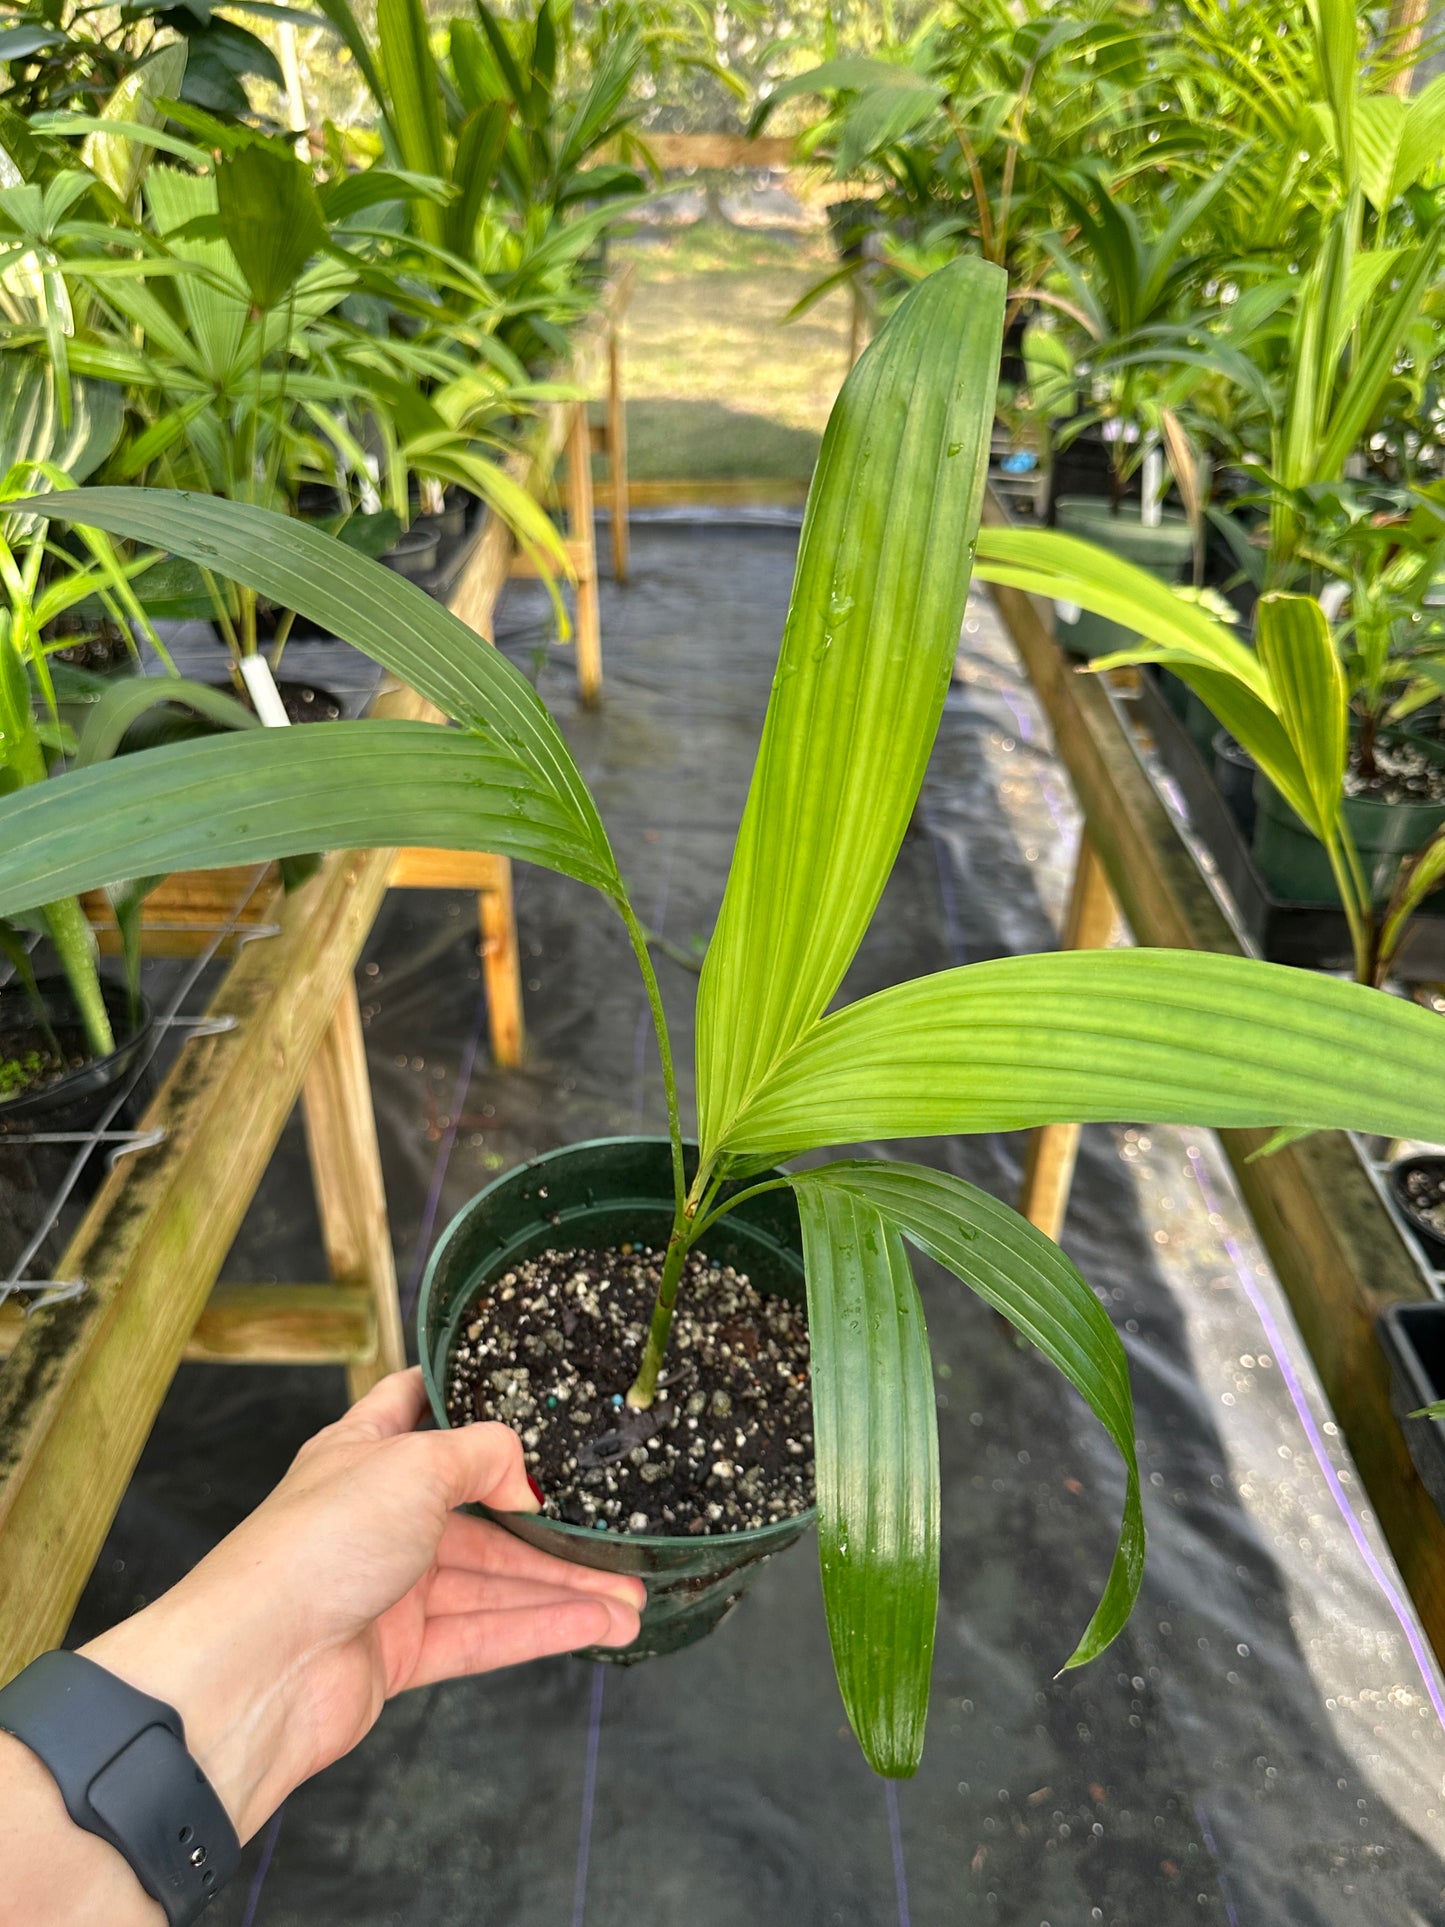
[0,975,154,1126]
[418,1134,818,1557]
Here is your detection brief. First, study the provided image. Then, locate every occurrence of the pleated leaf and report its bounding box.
[695,256,1005,1158]
[75,675,257,766]
[17,489,618,895]
[799,1160,1142,1669]
[0,721,621,911]
[1253,592,1348,839]
[718,948,1445,1155]
[377,0,448,248]
[83,42,189,209]
[792,1177,938,1778]
[215,139,328,310]
[972,529,1322,827]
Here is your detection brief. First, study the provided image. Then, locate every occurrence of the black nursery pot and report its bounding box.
[1387,1156,1445,1269]
[418,1137,816,1662]
[1377,1302,1445,1518]
[1212,730,1259,840]
[0,976,155,1281]
[382,525,442,583]
[0,975,153,1138]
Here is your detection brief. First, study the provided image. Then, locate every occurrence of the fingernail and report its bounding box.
[526,1473,545,1505]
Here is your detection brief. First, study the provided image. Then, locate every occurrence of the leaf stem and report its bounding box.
[618,895,686,1222]
[691,1175,791,1243]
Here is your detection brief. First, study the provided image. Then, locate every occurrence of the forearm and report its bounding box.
[0,1732,163,1927]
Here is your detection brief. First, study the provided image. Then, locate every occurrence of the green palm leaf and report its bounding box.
[800,1159,1142,1657]
[719,949,1445,1155]
[17,488,618,895]
[0,721,621,907]
[792,1176,938,1779]
[695,255,1005,1159]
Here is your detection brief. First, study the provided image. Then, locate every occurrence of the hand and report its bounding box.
[80,1369,644,1845]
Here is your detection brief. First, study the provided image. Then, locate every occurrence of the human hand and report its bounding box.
[81,1368,644,1844]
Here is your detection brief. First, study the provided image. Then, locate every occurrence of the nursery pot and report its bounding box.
[1387,1156,1445,1269]
[0,975,153,1138]
[1045,426,1118,518]
[1052,497,1194,659]
[0,975,155,1281]
[382,525,442,583]
[1377,1302,1445,1519]
[419,1136,816,1663]
[1212,730,1259,840]
[1250,776,1445,909]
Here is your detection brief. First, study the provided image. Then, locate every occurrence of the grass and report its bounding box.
[610,220,855,486]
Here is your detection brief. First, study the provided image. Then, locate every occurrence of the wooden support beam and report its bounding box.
[302,979,405,1402]
[1017,833,1118,1239]
[607,329,629,584]
[507,537,594,580]
[0,1285,377,1367]
[595,478,812,510]
[981,492,1445,1668]
[0,844,396,1681]
[632,132,798,169]
[564,399,601,707]
[390,849,507,892]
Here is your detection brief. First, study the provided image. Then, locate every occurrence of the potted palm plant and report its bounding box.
[8,260,1445,1778]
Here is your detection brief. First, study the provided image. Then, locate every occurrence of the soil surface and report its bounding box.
[0,1016,90,1109]
[1345,736,1445,804]
[444,1244,814,1536]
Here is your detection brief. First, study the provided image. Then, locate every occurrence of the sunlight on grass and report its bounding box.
[614,220,854,482]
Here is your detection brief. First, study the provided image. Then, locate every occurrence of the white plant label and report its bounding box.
[240,653,291,728]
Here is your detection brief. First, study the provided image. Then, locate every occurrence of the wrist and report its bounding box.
[79,1584,305,1844]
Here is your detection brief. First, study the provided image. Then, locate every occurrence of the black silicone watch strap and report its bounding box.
[0,1649,240,1924]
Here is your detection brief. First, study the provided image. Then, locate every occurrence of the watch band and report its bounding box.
[0,1649,240,1924]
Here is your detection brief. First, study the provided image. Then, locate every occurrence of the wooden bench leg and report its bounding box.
[480,855,523,1069]
[608,329,629,584]
[302,978,405,1401]
[1017,831,1119,1241]
[565,402,602,706]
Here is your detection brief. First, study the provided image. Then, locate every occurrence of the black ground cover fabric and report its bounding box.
[64,522,1445,1925]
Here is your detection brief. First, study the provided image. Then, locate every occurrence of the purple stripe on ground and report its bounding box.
[571,1665,607,1927]
[884,1780,911,1927]
[1191,1800,1242,1927]
[238,1807,284,1927]
[1185,1147,1445,1731]
[400,985,491,1322]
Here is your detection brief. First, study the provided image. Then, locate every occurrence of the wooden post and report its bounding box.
[301,978,405,1402]
[388,847,523,1069]
[847,277,867,373]
[1017,831,1118,1239]
[607,328,629,584]
[565,400,602,705]
[478,853,523,1069]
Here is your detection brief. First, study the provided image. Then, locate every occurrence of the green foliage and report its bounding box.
[12,265,1445,1782]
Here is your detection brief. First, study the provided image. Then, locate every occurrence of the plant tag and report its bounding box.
[1055,599,1081,625]
[239,653,291,727]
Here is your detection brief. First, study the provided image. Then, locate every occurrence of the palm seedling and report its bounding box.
[8,263,1445,1779]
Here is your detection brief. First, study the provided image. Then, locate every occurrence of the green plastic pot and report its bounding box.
[418,1136,816,1663]
[1053,497,1194,660]
[1251,773,1445,906]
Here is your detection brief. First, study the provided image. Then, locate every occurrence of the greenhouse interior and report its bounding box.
[6,0,1445,1921]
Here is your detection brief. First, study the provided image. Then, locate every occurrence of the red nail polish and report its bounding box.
[526,1474,545,1504]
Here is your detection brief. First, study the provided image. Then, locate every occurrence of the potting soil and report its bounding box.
[443,1243,815,1535]
[62,521,1445,1926]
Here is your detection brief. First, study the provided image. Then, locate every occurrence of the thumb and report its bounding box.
[423,1419,540,1515]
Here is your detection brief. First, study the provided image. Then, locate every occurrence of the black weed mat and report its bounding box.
[66,522,1445,1926]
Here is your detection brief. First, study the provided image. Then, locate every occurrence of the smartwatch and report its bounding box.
[0,1649,241,1924]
